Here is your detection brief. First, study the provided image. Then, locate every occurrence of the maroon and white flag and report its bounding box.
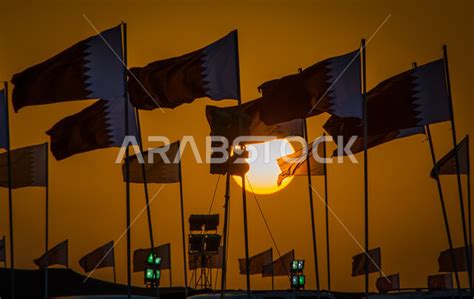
[428,273,453,290]
[79,241,114,273]
[438,246,473,272]
[239,248,273,275]
[258,50,362,125]
[34,240,68,269]
[262,249,294,277]
[129,31,239,110]
[351,247,381,277]
[376,273,400,293]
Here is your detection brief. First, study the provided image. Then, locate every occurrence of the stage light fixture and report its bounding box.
[291,260,304,272]
[204,234,221,253]
[146,253,162,266]
[145,268,161,281]
[291,274,305,289]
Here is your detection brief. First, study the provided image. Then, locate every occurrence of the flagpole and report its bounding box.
[4,82,15,298]
[232,30,251,298]
[271,249,274,291]
[44,143,49,299]
[169,254,172,287]
[303,118,320,292]
[361,38,369,297]
[113,254,117,284]
[121,22,132,299]
[220,173,231,298]
[425,124,460,288]
[442,45,472,292]
[467,135,471,284]
[323,132,331,292]
[134,109,160,298]
[412,60,460,288]
[178,144,189,297]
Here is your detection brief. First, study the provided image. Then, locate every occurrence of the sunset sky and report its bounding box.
[0,0,473,292]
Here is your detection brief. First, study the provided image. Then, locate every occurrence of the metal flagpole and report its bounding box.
[271,249,274,291]
[303,118,320,292]
[323,132,331,292]
[361,38,369,297]
[134,110,160,298]
[241,174,251,298]
[442,45,472,292]
[4,82,15,298]
[426,126,461,288]
[178,145,189,296]
[121,22,132,299]
[113,254,117,284]
[44,143,49,299]
[220,173,231,298]
[412,60,460,288]
[232,29,251,298]
[168,255,172,291]
[467,135,471,267]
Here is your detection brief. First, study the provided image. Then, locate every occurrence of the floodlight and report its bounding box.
[189,234,205,253]
[189,214,220,231]
[204,234,221,253]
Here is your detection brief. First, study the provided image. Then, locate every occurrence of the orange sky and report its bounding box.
[0,0,473,292]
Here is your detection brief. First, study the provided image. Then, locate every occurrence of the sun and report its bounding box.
[233,139,295,195]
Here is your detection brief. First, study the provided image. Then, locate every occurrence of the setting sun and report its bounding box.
[233,139,295,195]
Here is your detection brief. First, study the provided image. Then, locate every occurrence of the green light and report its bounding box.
[146,253,162,266]
[291,261,298,271]
[298,275,305,286]
[145,268,161,280]
[291,275,299,286]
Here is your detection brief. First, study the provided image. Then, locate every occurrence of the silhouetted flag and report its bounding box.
[11,26,124,112]
[376,273,400,293]
[262,249,294,277]
[79,241,114,273]
[239,248,273,275]
[133,243,171,272]
[0,89,9,149]
[128,31,238,110]
[427,273,453,290]
[258,50,362,125]
[363,59,450,136]
[431,136,469,178]
[34,240,68,268]
[206,99,304,143]
[324,115,425,156]
[277,142,325,186]
[438,246,473,272]
[207,99,300,176]
[0,143,47,189]
[125,141,180,183]
[189,246,223,270]
[352,247,381,277]
[46,98,137,161]
[0,236,5,263]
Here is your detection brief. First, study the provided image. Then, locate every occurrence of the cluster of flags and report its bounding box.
[238,248,295,278]
[0,18,471,296]
[351,247,400,293]
[27,239,175,278]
